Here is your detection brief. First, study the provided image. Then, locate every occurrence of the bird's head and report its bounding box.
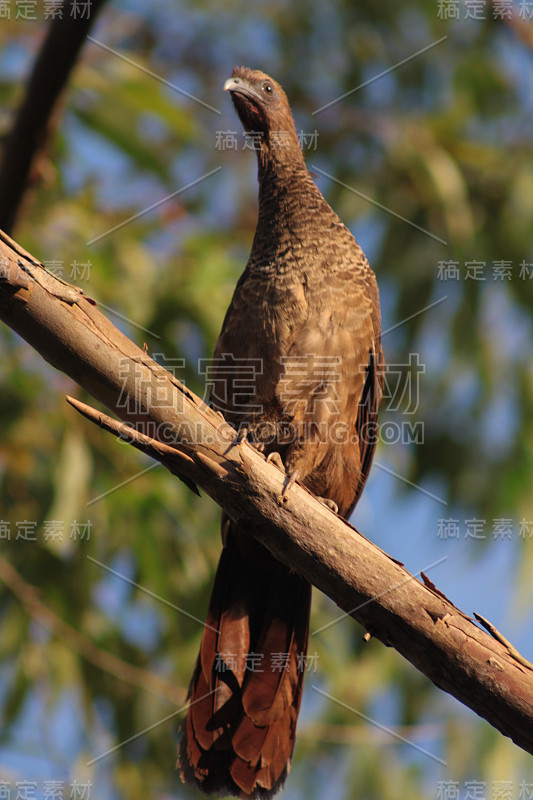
[224,66,303,172]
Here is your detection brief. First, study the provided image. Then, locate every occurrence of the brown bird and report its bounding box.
[178,66,383,798]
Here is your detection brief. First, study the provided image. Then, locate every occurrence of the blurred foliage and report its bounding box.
[1,2,533,799]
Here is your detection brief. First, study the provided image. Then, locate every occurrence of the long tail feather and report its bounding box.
[178,521,310,798]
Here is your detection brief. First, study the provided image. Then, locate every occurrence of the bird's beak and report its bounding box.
[223,77,240,92]
[223,77,261,104]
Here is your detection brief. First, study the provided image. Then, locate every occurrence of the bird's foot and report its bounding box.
[317,497,339,514]
[233,426,249,445]
[266,451,285,472]
[225,426,250,455]
[278,468,299,505]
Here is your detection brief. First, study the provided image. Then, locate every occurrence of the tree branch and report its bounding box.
[1,229,532,755]
[0,0,108,233]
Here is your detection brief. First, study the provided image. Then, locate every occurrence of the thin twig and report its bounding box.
[0,555,185,705]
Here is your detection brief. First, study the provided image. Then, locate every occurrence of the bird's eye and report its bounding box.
[263,82,273,94]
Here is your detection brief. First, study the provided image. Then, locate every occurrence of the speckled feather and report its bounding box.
[178,66,383,799]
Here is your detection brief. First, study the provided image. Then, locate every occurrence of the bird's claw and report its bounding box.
[278,469,299,505]
[233,426,249,445]
[318,497,339,514]
[266,451,285,472]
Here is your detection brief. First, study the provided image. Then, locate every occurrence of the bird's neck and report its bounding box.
[247,157,332,275]
[256,132,305,178]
